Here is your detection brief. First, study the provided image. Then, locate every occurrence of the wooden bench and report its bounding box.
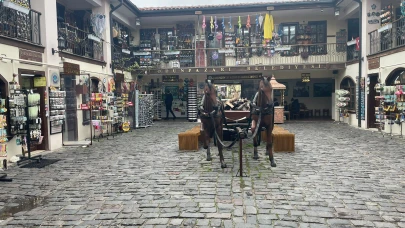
[178,125,201,151]
[261,125,295,152]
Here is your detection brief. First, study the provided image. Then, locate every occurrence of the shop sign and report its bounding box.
[63,62,80,75]
[150,64,340,75]
[368,57,380,70]
[162,75,179,82]
[127,102,134,106]
[33,76,46,87]
[80,104,89,110]
[207,74,262,80]
[19,49,42,62]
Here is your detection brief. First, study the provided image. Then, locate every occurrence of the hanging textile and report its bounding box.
[263,13,274,40]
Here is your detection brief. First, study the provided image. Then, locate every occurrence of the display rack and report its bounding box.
[335,89,350,124]
[0,96,12,182]
[91,93,111,141]
[135,91,154,128]
[382,86,396,138]
[49,88,66,135]
[151,89,162,120]
[374,83,385,133]
[8,86,43,165]
[187,86,198,122]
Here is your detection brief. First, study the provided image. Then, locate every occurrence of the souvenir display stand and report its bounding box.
[1,97,12,182]
[49,88,66,135]
[335,89,350,124]
[151,89,162,120]
[270,76,286,124]
[187,86,198,122]
[380,85,405,138]
[91,93,111,141]
[375,83,385,132]
[135,90,154,128]
[8,85,43,166]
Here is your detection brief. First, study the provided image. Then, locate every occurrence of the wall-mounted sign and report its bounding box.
[33,76,46,87]
[149,64,345,75]
[80,104,89,110]
[63,62,80,75]
[368,57,380,70]
[50,71,60,86]
[162,75,179,82]
[207,74,262,81]
[19,49,42,62]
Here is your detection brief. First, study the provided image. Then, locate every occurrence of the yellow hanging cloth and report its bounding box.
[263,13,274,40]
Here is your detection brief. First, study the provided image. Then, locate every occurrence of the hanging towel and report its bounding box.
[263,13,274,40]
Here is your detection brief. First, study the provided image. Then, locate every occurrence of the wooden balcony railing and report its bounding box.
[369,17,405,55]
[129,43,347,69]
[57,22,104,61]
[0,2,41,45]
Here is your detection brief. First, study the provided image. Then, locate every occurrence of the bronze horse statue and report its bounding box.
[198,80,227,168]
[250,76,277,167]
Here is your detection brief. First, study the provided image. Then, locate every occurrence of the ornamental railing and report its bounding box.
[369,16,405,55]
[129,43,347,70]
[57,22,104,61]
[0,2,41,45]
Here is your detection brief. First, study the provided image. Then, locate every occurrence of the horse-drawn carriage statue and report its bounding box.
[198,75,287,175]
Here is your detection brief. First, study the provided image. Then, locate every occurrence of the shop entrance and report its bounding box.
[60,73,92,146]
[18,70,48,151]
[367,74,379,128]
[0,74,7,99]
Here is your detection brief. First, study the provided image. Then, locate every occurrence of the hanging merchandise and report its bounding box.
[214,16,218,30]
[238,16,242,32]
[90,14,106,38]
[222,17,225,30]
[202,15,206,31]
[263,13,274,40]
[210,16,214,33]
[258,14,264,29]
[246,15,251,29]
[229,16,232,30]
[255,15,259,33]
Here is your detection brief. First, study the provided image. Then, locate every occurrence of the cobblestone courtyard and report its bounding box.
[1,121,405,228]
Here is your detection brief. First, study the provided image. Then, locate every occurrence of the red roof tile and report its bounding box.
[139,0,326,11]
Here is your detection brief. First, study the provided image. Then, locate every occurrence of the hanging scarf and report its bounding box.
[202,15,206,30]
[222,16,225,30]
[229,16,232,30]
[210,16,214,33]
[246,15,251,29]
[263,13,274,40]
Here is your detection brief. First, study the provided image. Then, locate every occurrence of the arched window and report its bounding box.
[385,68,405,86]
[340,77,356,110]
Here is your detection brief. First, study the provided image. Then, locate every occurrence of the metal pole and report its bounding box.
[354,0,362,128]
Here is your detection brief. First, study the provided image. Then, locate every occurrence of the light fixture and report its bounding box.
[335,7,340,16]
[135,18,141,26]
[52,36,66,55]
[301,73,311,83]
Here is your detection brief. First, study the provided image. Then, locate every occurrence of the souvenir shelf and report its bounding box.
[374,83,385,132]
[380,4,394,50]
[137,29,156,68]
[1,98,8,165]
[176,24,195,67]
[224,32,236,57]
[187,86,198,122]
[135,91,154,128]
[335,89,350,123]
[91,93,109,140]
[151,89,162,120]
[49,88,66,135]
[8,84,42,164]
[381,86,397,137]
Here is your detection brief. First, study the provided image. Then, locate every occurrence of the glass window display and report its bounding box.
[215,84,242,100]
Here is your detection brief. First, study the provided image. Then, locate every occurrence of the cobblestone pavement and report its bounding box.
[1,120,405,228]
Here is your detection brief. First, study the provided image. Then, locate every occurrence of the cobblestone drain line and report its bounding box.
[0,121,405,227]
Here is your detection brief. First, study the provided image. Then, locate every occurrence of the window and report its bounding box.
[340,77,356,110]
[280,23,298,56]
[308,21,327,55]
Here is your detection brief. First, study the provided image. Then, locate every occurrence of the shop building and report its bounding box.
[335,0,405,137]
[133,1,351,120]
[0,0,140,164]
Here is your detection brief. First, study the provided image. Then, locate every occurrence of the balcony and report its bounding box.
[57,22,104,62]
[132,43,347,71]
[0,1,41,45]
[369,17,405,56]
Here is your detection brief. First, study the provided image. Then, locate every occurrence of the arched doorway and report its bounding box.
[385,68,405,86]
[340,76,356,111]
